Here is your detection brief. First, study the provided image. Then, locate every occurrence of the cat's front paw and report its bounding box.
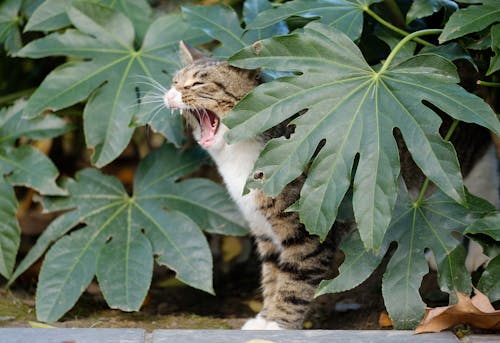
[241,314,268,330]
[265,321,284,330]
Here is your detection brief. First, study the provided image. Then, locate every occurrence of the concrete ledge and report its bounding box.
[0,329,497,343]
[152,330,457,343]
[0,328,145,343]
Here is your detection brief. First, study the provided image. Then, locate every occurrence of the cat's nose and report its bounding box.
[164,89,178,109]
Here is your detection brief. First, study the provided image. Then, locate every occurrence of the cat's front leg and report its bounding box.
[242,235,280,330]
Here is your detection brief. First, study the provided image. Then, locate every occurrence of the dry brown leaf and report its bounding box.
[378,310,393,328]
[415,288,500,333]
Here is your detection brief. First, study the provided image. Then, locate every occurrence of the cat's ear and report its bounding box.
[179,41,206,65]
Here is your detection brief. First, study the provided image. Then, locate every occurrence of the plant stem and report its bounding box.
[364,7,433,47]
[477,80,500,88]
[377,29,442,75]
[414,119,460,207]
[0,88,36,104]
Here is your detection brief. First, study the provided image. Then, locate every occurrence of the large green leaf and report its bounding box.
[464,212,500,240]
[226,23,500,250]
[0,100,72,146]
[245,0,382,41]
[439,0,500,43]
[25,0,152,42]
[0,145,66,196]
[0,101,67,196]
[18,2,209,167]
[316,229,383,295]
[0,0,22,54]
[0,100,69,280]
[0,181,20,279]
[487,24,500,75]
[16,144,246,322]
[182,1,288,59]
[478,254,500,302]
[381,187,493,329]
[406,0,458,24]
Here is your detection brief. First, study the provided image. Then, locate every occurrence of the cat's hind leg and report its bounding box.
[265,221,337,329]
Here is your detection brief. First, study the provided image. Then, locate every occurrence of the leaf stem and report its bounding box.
[364,7,433,47]
[477,80,500,88]
[377,29,443,75]
[414,119,460,207]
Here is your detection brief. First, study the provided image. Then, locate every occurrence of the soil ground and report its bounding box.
[0,259,385,330]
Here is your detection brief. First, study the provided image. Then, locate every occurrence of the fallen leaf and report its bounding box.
[379,310,393,328]
[416,288,500,333]
[28,321,55,328]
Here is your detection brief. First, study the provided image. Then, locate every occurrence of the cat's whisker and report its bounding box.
[134,81,169,94]
[145,103,168,123]
[132,76,170,92]
[138,98,166,106]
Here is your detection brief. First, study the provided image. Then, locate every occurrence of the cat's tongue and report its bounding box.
[199,111,219,148]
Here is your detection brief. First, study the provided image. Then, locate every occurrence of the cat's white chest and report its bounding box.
[206,127,281,248]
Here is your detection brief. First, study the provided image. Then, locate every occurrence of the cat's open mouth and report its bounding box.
[188,109,220,148]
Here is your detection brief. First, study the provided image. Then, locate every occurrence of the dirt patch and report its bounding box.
[1,263,385,330]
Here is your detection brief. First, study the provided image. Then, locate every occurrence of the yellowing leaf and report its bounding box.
[29,321,56,328]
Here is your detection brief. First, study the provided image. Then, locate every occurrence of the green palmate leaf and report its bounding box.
[487,24,500,75]
[478,254,500,302]
[19,2,209,167]
[131,90,185,148]
[406,0,458,24]
[182,4,245,58]
[0,0,22,54]
[0,146,66,196]
[242,0,288,44]
[0,100,68,280]
[8,209,81,285]
[0,100,72,146]
[25,0,152,42]
[36,224,103,322]
[0,181,20,279]
[24,0,70,32]
[437,245,471,304]
[21,144,246,322]
[420,42,476,68]
[316,229,383,295]
[382,187,493,329]
[439,0,500,43]
[464,212,500,240]
[226,23,500,250]
[182,1,288,59]
[246,0,383,41]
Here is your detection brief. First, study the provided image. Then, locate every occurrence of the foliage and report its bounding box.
[0,0,499,328]
[19,144,245,322]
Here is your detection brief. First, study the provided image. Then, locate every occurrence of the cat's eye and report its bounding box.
[191,82,204,87]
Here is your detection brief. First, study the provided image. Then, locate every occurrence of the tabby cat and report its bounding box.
[163,41,495,330]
